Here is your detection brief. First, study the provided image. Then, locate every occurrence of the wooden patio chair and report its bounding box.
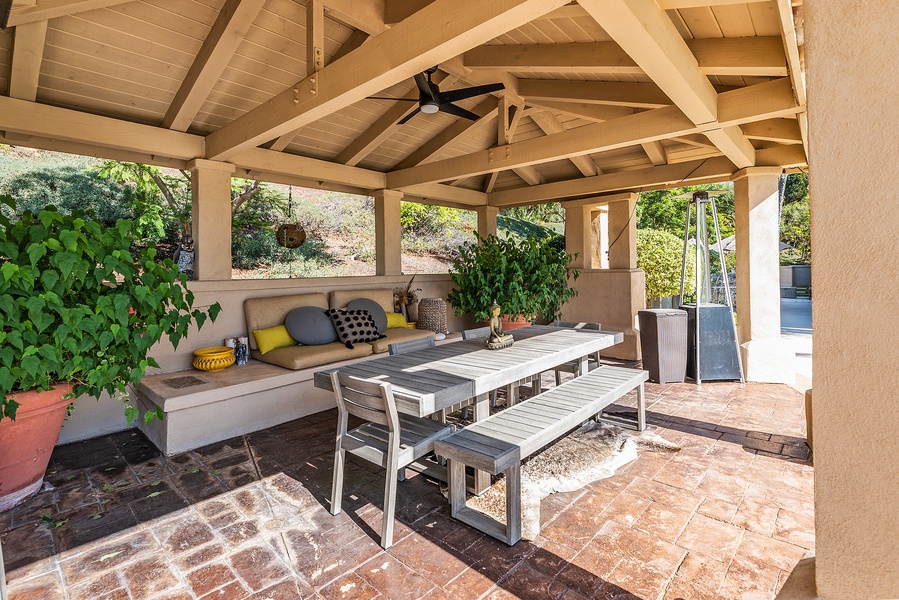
[549,321,603,385]
[329,370,453,549]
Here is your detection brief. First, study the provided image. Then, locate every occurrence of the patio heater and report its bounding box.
[678,190,744,384]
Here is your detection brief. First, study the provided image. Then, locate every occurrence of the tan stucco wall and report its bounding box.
[807,2,899,598]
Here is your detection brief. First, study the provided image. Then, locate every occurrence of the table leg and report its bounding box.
[473,392,491,494]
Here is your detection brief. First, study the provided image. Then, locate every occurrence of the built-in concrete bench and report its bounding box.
[434,366,648,545]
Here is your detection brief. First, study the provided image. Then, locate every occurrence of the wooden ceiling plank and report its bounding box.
[393,96,498,170]
[740,117,802,143]
[7,0,135,27]
[336,72,452,166]
[390,104,697,189]
[206,0,570,161]
[464,37,786,77]
[641,140,668,165]
[518,79,671,108]
[322,0,387,35]
[9,20,48,102]
[488,156,738,206]
[531,109,599,176]
[162,0,267,132]
[580,0,758,168]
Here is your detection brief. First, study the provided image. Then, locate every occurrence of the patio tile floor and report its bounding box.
[2,368,813,600]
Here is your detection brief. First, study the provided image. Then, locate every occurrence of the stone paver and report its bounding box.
[2,368,813,599]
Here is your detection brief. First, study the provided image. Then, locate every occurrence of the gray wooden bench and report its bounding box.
[434,365,648,545]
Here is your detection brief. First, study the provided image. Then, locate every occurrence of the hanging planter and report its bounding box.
[276,185,306,249]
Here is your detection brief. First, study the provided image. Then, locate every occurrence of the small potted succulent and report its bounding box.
[0,198,220,510]
[447,234,579,325]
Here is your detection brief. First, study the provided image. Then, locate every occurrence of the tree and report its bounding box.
[636,228,695,306]
[780,173,810,264]
[636,185,735,242]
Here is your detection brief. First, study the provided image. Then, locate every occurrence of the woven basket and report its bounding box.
[417,298,448,334]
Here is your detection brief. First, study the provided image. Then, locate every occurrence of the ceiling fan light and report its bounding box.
[420,102,440,114]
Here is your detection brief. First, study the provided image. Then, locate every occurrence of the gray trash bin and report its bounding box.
[638,309,687,384]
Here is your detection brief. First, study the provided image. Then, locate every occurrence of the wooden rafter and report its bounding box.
[740,118,802,144]
[774,0,807,157]
[524,99,636,122]
[518,79,671,108]
[322,0,387,35]
[641,141,668,166]
[464,38,787,77]
[388,78,799,189]
[205,0,569,161]
[579,0,758,168]
[530,110,599,176]
[7,0,134,26]
[488,157,739,206]
[162,0,267,132]
[9,20,48,102]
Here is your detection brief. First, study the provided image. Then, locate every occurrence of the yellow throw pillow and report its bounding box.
[253,325,297,354]
[385,312,407,329]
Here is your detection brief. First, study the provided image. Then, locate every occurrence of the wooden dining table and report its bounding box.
[314,325,624,492]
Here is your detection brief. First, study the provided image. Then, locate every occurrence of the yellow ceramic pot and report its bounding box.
[192,346,235,372]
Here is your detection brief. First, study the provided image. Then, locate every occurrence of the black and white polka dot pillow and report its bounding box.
[326,309,385,349]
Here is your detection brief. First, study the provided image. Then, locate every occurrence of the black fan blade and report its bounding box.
[413,73,439,103]
[438,82,505,104]
[397,107,421,125]
[368,96,420,101]
[439,102,480,121]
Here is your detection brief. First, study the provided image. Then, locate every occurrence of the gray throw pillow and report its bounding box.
[285,306,338,346]
[347,298,388,333]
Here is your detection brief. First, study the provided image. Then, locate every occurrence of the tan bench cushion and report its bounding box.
[371,328,435,354]
[250,341,371,370]
[244,292,327,351]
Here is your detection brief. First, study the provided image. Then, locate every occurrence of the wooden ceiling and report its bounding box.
[0,0,806,209]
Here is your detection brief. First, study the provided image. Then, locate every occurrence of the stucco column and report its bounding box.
[591,206,609,269]
[476,205,498,239]
[189,159,235,281]
[807,2,899,599]
[373,189,403,276]
[732,167,793,383]
[607,193,637,269]
[564,204,592,269]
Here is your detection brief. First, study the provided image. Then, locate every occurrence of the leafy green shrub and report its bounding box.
[636,228,695,306]
[447,234,578,322]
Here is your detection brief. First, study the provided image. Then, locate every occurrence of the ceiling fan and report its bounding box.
[368,66,504,124]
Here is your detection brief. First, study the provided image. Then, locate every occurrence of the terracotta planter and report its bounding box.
[501,315,532,331]
[0,382,74,512]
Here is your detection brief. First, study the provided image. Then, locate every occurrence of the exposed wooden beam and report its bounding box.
[269,29,370,152]
[307,0,325,76]
[401,183,487,207]
[539,0,767,20]
[322,0,387,35]
[231,147,387,190]
[0,95,203,159]
[383,0,432,24]
[774,0,806,106]
[393,96,498,170]
[530,110,599,176]
[485,95,523,192]
[518,79,671,108]
[9,20,48,102]
[388,79,800,188]
[641,141,667,166]
[740,118,802,144]
[7,0,134,27]
[439,56,521,103]
[162,0,266,132]
[206,0,569,161]
[488,157,738,206]
[525,99,636,122]
[580,0,756,168]
[464,37,787,77]
[336,72,451,166]
[391,105,697,188]
[0,132,190,171]
[754,144,806,168]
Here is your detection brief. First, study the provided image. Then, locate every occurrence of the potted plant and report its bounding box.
[0,198,220,510]
[447,234,579,325]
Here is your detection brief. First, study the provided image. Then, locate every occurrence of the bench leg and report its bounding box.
[473,393,492,494]
[504,463,522,545]
[637,382,646,431]
[447,458,466,518]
